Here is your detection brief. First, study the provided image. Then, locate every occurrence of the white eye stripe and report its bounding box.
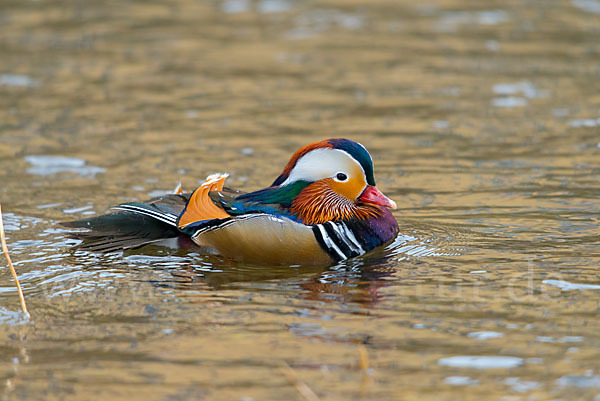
[280,148,366,186]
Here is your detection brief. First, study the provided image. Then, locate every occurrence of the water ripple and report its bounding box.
[24,155,105,177]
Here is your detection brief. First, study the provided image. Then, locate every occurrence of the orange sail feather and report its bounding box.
[178,173,230,229]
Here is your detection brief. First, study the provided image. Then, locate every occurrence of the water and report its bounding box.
[1,0,600,400]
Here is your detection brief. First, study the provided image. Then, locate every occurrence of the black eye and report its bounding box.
[336,173,348,181]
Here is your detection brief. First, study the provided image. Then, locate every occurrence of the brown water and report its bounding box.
[1,0,600,400]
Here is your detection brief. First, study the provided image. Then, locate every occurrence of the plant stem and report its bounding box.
[0,203,30,318]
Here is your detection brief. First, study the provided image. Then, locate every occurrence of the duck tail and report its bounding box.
[61,193,188,252]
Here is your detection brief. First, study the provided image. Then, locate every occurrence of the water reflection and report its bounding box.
[145,248,398,307]
[438,356,524,369]
[125,226,455,308]
[2,0,600,399]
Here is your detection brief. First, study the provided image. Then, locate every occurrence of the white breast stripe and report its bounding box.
[326,221,360,254]
[338,222,364,254]
[317,224,347,260]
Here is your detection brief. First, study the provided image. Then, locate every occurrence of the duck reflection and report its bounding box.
[145,243,400,307]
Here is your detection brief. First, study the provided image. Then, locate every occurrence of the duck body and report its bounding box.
[64,139,399,266]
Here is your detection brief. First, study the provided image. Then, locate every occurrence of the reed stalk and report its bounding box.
[0,203,30,318]
[280,362,321,401]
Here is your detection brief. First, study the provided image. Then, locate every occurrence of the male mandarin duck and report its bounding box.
[64,138,399,265]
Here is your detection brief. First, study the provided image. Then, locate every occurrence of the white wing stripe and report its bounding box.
[112,205,177,226]
[113,205,177,222]
[192,214,286,238]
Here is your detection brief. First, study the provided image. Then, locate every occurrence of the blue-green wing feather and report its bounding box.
[209,181,310,222]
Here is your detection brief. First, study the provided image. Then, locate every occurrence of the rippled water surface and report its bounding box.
[1,0,600,400]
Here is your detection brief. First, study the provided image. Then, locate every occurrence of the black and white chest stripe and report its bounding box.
[312,221,365,261]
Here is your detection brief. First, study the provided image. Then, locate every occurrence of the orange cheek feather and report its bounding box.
[328,163,367,201]
[328,178,365,201]
[291,180,381,225]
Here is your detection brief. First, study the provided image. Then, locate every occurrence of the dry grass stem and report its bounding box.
[0,203,30,317]
[358,344,369,372]
[280,362,321,401]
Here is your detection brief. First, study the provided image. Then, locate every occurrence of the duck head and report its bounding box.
[272,138,397,225]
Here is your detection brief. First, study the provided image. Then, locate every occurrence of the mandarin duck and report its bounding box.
[64,139,399,265]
